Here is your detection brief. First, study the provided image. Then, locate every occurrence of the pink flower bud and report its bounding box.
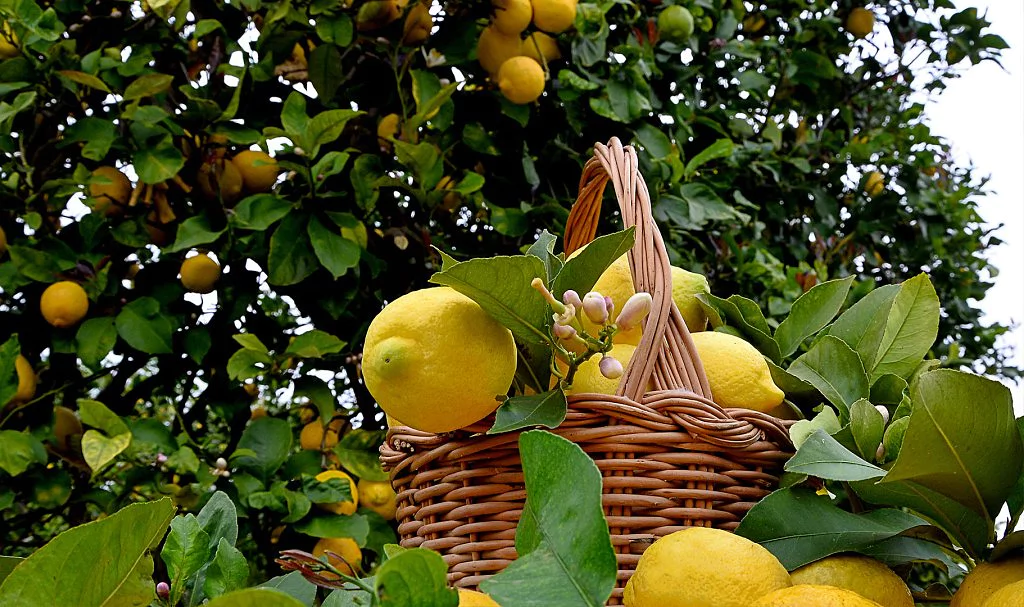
[552,323,577,340]
[156,453,168,464]
[604,296,615,316]
[563,289,583,309]
[156,582,170,599]
[582,292,609,325]
[874,405,890,425]
[615,292,653,332]
[599,355,624,380]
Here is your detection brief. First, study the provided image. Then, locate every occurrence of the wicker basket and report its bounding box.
[379,138,794,605]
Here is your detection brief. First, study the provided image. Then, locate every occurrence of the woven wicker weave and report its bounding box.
[380,138,794,605]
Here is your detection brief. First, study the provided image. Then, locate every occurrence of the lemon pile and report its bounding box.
[623,527,913,607]
[950,555,1024,606]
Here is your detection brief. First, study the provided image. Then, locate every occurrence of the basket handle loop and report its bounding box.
[564,138,713,402]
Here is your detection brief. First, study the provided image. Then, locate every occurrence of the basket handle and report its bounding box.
[564,138,713,402]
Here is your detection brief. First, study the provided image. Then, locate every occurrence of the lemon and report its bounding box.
[477,25,522,75]
[657,5,694,43]
[40,281,90,328]
[53,406,83,452]
[983,579,1024,607]
[362,287,517,434]
[179,253,221,294]
[315,470,359,515]
[357,479,397,520]
[312,537,362,576]
[231,150,280,194]
[377,113,401,146]
[846,7,875,39]
[623,527,791,607]
[402,2,433,45]
[356,0,401,31]
[532,0,577,34]
[742,13,767,33]
[753,585,883,607]
[10,355,36,405]
[300,418,343,451]
[865,171,885,197]
[690,331,784,412]
[522,32,561,63]
[458,589,501,606]
[791,554,913,607]
[88,166,132,217]
[492,0,532,35]
[561,343,636,395]
[951,555,1024,607]
[0,22,19,59]
[670,266,709,333]
[498,56,545,105]
[196,158,244,205]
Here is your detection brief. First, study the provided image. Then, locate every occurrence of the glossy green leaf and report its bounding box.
[872,275,940,380]
[134,143,185,184]
[258,572,317,605]
[62,116,115,161]
[203,539,250,600]
[489,389,567,434]
[162,514,212,605]
[850,398,885,461]
[550,228,636,304]
[115,296,174,354]
[305,109,363,157]
[684,138,734,177]
[697,293,782,363]
[268,213,318,286]
[0,556,22,586]
[294,514,369,545]
[828,285,899,371]
[0,336,19,406]
[785,429,886,481]
[787,335,869,420]
[285,329,346,358]
[375,548,458,607]
[308,44,344,100]
[233,417,293,481]
[75,317,117,370]
[308,216,360,279]
[789,407,842,449]
[227,348,272,381]
[232,195,294,231]
[0,430,47,476]
[123,73,174,100]
[774,277,854,357]
[332,430,388,482]
[206,588,306,607]
[79,399,129,436]
[188,491,242,606]
[167,215,227,253]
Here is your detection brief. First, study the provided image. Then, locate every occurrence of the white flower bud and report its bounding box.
[562,289,583,310]
[615,292,653,332]
[599,355,624,380]
[552,323,577,340]
[583,292,609,325]
[215,457,228,470]
[874,405,890,425]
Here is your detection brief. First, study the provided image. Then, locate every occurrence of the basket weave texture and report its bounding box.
[380,138,794,605]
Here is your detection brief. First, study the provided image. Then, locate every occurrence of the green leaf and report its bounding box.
[116,297,174,354]
[0,556,22,586]
[57,70,111,92]
[526,230,563,282]
[206,588,306,607]
[124,73,174,100]
[684,138,734,177]
[203,539,250,600]
[308,216,360,279]
[0,498,175,605]
[308,44,344,100]
[184,330,212,364]
[62,117,115,161]
[312,151,351,183]
[828,285,900,374]
[882,369,1023,522]
[233,417,293,481]
[189,491,242,606]
[789,407,842,449]
[7,244,65,282]
[787,335,869,420]
[305,109,362,157]
[303,474,355,505]
[735,487,928,570]
[430,254,550,345]
[374,548,459,607]
[784,429,886,481]
[870,374,908,407]
[635,123,672,159]
[82,430,131,475]
[324,587,373,607]
[0,430,47,476]
[162,514,212,606]
[166,215,226,253]
[482,431,617,606]
[75,317,117,370]
[315,15,353,45]
[488,389,567,434]
[462,123,500,156]
[849,398,885,461]
[551,228,636,303]
[285,329,346,358]
[258,573,316,605]
[227,348,273,381]
[1007,418,1024,529]
[268,213,318,286]
[697,293,782,363]
[360,507,399,557]
[79,399,130,436]
[332,430,388,482]
[774,277,855,357]
[881,416,910,464]
[0,336,19,406]
[233,333,269,353]
[294,514,369,545]
[232,195,294,231]
[134,143,186,184]
[870,274,940,380]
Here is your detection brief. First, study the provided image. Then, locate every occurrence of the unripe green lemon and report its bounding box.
[658,5,694,43]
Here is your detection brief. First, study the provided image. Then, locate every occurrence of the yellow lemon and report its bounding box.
[458,589,501,606]
[865,171,885,197]
[670,266,710,333]
[951,556,1024,607]
[402,2,433,46]
[846,7,875,39]
[300,418,343,451]
[11,355,36,405]
[522,32,561,63]
[362,287,517,433]
[196,158,244,205]
[0,22,19,59]
[561,343,637,395]
[179,253,221,294]
[357,479,397,520]
[40,281,89,328]
[312,537,362,576]
[753,585,883,607]
[53,406,83,452]
[742,13,766,34]
[623,527,792,607]
[377,113,401,147]
[477,25,522,75]
[492,0,532,35]
[690,331,784,412]
[88,166,132,217]
[315,470,359,515]
[791,554,913,607]
[532,0,577,33]
[230,150,280,194]
[983,579,1024,607]
[498,56,545,105]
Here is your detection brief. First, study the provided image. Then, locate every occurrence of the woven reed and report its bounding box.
[380,138,794,605]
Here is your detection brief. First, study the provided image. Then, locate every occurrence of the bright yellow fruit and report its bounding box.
[458,589,502,606]
[11,355,36,405]
[522,32,561,63]
[0,22,19,59]
[623,527,792,607]
[402,2,433,46]
[231,150,280,194]
[89,166,132,217]
[690,331,784,412]
[532,0,577,33]
[951,556,1024,607]
[846,7,875,39]
[477,25,522,75]
[53,406,83,452]
[377,113,401,146]
[753,585,883,607]
[179,254,221,294]
[300,418,343,451]
[791,554,913,607]
[312,537,362,576]
[357,479,397,520]
[865,171,885,197]
[315,470,359,515]
[670,266,710,333]
[498,56,545,105]
[362,287,517,433]
[983,579,1024,607]
[562,343,637,396]
[492,0,532,35]
[197,158,244,205]
[40,281,89,328]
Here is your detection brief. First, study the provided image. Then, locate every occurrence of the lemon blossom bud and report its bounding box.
[604,296,615,316]
[553,303,576,326]
[874,405,890,425]
[552,323,577,340]
[599,355,624,380]
[215,457,228,470]
[563,289,583,310]
[615,292,653,332]
[875,444,886,461]
[583,292,609,325]
[531,277,566,314]
[156,582,170,599]
[156,453,168,464]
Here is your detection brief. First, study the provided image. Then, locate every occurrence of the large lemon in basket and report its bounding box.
[362,287,517,433]
[790,554,912,607]
[753,585,883,606]
[690,331,784,412]
[951,555,1024,607]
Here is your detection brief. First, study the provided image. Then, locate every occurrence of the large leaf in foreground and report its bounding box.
[482,431,617,606]
[736,487,927,570]
[882,369,1023,522]
[375,548,458,607]
[206,588,306,607]
[784,429,886,481]
[0,498,175,604]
